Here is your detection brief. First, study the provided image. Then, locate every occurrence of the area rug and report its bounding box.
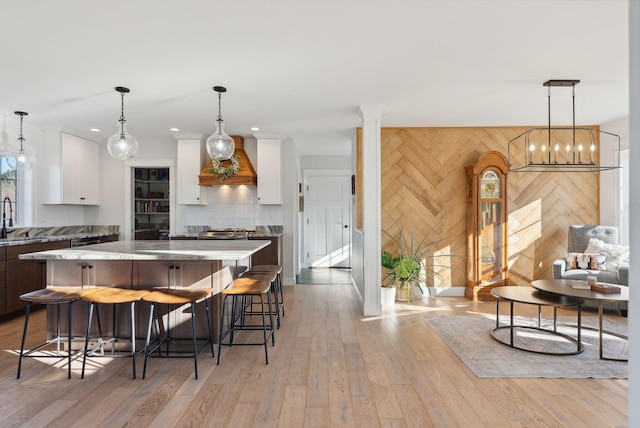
[422,314,628,378]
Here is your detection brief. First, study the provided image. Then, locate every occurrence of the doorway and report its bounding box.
[303,170,352,269]
[123,159,176,241]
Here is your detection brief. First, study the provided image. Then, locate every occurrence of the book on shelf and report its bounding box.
[590,283,621,293]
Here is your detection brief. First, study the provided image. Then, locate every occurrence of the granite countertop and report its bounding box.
[0,231,119,247]
[169,232,283,239]
[19,239,271,261]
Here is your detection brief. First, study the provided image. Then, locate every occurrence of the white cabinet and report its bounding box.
[43,132,100,205]
[176,136,207,205]
[256,138,282,204]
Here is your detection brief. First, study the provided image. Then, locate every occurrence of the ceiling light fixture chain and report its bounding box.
[119,87,126,122]
[107,86,138,160]
[507,79,621,173]
[13,110,35,170]
[216,86,224,122]
[205,86,235,161]
[16,111,26,146]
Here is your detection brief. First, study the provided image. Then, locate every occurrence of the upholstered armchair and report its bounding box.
[552,225,629,315]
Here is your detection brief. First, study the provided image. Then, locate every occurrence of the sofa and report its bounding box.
[552,225,629,315]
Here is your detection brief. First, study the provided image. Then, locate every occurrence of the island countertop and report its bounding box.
[19,239,271,261]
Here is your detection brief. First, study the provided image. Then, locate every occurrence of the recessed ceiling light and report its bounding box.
[169,127,180,132]
[250,127,260,132]
[90,128,101,132]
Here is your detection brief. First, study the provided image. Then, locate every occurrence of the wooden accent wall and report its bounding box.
[369,126,600,291]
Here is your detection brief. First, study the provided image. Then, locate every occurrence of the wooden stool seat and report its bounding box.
[237,272,277,284]
[20,287,98,303]
[217,277,275,365]
[17,287,96,379]
[142,288,215,379]
[223,278,271,295]
[83,288,150,304]
[142,288,210,305]
[81,287,150,379]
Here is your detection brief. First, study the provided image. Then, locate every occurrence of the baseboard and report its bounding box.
[430,286,466,297]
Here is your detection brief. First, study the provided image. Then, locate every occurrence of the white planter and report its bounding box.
[381,287,396,305]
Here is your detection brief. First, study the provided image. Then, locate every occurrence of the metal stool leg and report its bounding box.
[143,303,155,379]
[205,297,215,357]
[17,302,32,379]
[81,302,95,379]
[190,302,198,379]
[67,300,73,379]
[130,301,136,379]
[217,296,228,365]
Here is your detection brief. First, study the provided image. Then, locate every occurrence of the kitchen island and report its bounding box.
[20,239,270,341]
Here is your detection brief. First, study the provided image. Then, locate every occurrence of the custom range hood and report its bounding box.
[198,135,257,186]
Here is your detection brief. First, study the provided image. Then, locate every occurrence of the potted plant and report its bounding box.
[382,213,459,303]
[381,251,400,305]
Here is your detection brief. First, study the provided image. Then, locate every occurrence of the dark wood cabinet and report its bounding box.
[99,234,119,243]
[249,235,282,266]
[0,247,7,315]
[7,243,43,313]
[135,229,160,240]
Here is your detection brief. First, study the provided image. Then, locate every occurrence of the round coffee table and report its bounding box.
[531,279,629,361]
[490,286,585,355]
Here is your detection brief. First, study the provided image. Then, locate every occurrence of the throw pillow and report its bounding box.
[566,252,598,270]
[592,253,607,270]
[585,238,629,273]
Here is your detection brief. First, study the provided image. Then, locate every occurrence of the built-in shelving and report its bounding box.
[133,168,170,239]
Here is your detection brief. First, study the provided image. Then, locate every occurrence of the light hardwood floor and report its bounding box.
[0,282,628,427]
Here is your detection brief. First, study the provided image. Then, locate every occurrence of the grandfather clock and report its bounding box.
[465,151,509,300]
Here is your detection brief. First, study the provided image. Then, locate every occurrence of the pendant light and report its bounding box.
[507,80,621,172]
[107,86,139,160]
[14,111,35,170]
[205,86,235,160]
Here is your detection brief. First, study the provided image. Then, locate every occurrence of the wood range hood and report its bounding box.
[198,136,257,186]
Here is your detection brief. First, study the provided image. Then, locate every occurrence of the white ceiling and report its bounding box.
[0,1,629,156]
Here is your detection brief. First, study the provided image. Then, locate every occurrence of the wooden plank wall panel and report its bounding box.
[377,126,600,292]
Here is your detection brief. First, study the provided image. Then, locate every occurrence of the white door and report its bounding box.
[305,174,351,268]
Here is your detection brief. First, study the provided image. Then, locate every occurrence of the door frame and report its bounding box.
[302,168,352,268]
[123,158,175,241]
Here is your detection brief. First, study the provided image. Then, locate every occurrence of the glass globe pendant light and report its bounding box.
[205,86,235,160]
[107,86,139,160]
[15,111,35,170]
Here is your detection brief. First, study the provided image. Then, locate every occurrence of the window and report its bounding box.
[1,156,18,224]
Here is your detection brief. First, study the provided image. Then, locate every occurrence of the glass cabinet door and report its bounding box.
[479,201,502,282]
[479,169,503,282]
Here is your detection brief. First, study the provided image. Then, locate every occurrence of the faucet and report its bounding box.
[2,197,14,239]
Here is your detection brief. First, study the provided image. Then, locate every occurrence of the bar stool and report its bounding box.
[240,269,281,328]
[248,265,284,319]
[81,288,150,379]
[17,287,98,379]
[217,277,274,365]
[142,288,214,380]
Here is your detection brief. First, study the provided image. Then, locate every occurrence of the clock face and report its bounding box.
[480,170,500,198]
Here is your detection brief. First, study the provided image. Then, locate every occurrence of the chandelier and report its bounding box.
[507,80,621,172]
